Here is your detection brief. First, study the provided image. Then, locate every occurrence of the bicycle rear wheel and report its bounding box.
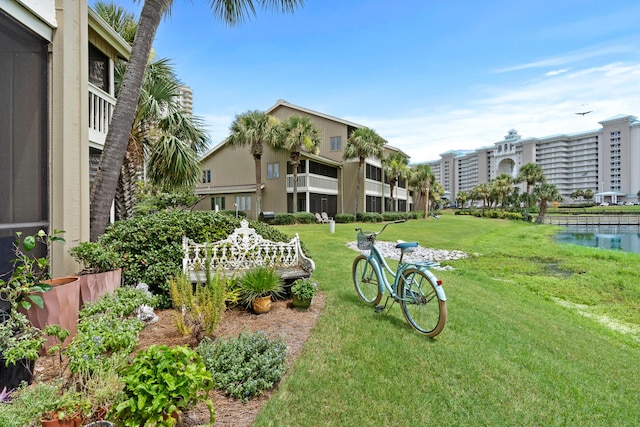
[399,268,447,337]
[352,255,382,305]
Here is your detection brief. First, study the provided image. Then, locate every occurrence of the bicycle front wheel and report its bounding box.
[352,255,382,305]
[399,268,447,337]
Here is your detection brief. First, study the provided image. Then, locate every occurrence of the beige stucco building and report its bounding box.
[195,100,413,220]
[426,114,640,206]
[1,1,129,278]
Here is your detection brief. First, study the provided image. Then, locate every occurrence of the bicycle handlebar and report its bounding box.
[355,219,405,237]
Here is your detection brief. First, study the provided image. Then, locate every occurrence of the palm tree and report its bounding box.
[472,182,491,216]
[90,0,303,241]
[343,127,386,217]
[409,164,435,219]
[492,173,514,211]
[584,189,595,202]
[276,116,321,213]
[533,183,562,224]
[455,190,468,209]
[227,110,281,218]
[96,3,209,220]
[429,181,445,211]
[382,152,409,212]
[516,162,545,209]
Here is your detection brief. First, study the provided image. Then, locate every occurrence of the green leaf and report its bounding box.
[23,235,36,251]
[28,294,45,309]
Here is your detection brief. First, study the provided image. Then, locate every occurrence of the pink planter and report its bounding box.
[22,276,80,350]
[78,268,122,307]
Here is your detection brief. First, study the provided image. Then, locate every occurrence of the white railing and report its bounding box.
[88,83,116,146]
[286,174,338,193]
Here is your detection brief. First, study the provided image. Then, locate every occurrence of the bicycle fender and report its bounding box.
[423,269,446,301]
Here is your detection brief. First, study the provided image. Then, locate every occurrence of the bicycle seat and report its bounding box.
[395,241,418,250]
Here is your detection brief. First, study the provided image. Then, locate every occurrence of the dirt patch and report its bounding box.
[33,293,325,426]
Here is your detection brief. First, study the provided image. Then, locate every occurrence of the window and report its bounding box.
[202,169,211,183]
[89,44,109,93]
[211,196,225,210]
[330,136,342,151]
[309,161,338,178]
[235,196,251,211]
[267,163,279,179]
[366,164,382,182]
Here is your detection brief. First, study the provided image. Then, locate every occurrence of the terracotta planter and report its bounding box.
[78,268,122,307]
[252,295,272,314]
[291,294,312,310]
[22,276,80,350]
[40,412,82,427]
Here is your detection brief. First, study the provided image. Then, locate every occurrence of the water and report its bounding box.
[555,225,640,254]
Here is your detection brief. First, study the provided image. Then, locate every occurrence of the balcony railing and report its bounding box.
[88,83,116,147]
[286,173,338,193]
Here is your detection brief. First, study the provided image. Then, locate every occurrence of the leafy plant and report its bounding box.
[40,388,90,422]
[79,286,157,319]
[43,324,70,379]
[197,332,287,402]
[0,229,65,311]
[169,271,226,342]
[0,310,44,366]
[0,382,60,427]
[112,345,214,426]
[68,241,122,274]
[238,266,284,308]
[291,278,318,301]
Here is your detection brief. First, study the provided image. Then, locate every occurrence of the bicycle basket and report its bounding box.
[356,232,372,250]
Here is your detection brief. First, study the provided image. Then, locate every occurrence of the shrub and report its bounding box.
[68,241,122,274]
[169,272,226,342]
[293,212,315,224]
[272,213,295,225]
[112,345,214,426]
[334,213,354,223]
[382,212,409,221]
[197,331,287,402]
[357,212,383,223]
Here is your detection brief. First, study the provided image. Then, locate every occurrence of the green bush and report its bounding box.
[356,212,383,223]
[197,331,287,402]
[112,345,214,426]
[218,209,247,218]
[334,213,354,223]
[381,212,410,221]
[293,212,316,224]
[272,213,295,225]
[99,211,308,308]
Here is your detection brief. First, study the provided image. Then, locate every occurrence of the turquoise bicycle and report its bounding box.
[352,220,447,337]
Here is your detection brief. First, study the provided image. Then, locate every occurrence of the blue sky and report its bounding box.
[94,0,640,162]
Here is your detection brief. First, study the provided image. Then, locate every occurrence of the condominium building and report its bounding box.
[176,85,193,115]
[425,115,640,205]
[195,100,413,220]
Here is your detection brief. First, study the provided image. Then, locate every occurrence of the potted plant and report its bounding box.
[239,266,285,314]
[290,278,318,310]
[0,230,65,388]
[68,241,122,307]
[111,345,214,426]
[40,389,89,427]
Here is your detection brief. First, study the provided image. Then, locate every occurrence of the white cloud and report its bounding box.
[350,62,640,163]
[545,68,569,77]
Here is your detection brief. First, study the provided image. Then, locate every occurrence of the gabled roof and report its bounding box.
[88,7,131,60]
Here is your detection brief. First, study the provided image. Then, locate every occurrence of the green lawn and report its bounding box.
[254,215,639,426]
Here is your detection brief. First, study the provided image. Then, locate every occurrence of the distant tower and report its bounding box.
[176,85,193,115]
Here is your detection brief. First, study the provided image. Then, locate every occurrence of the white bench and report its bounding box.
[182,219,315,283]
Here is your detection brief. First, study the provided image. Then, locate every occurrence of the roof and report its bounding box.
[195,183,263,195]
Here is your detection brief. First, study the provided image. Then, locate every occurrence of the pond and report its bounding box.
[555,225,640,254]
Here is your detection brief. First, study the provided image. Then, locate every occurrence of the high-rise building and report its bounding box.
[176,85,193,115]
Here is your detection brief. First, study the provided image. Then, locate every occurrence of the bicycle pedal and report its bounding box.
[374,305,384,313]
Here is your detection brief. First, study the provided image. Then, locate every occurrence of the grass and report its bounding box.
[253,214,639,426]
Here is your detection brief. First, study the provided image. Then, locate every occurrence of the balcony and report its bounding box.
[88,83,116,147]
[286,173,338,194]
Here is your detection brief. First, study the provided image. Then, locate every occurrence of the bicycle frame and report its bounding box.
[362,240,447,302]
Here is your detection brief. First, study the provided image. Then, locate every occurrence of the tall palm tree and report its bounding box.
[472,182,491,216]
[455,190,468,209]
[382,152,409,212]
[409,164,434,219]
[96,3,209,220]
[227,110,281,218]
[533,183,562,224]
[90,0,303,241]
[343,127,386,217]
[276,116,321,213]
[492,173,514,211]
[516,162,545,209]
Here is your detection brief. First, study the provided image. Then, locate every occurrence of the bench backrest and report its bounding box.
[183,219,307,274]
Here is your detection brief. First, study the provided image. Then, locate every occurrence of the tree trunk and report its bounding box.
[423,186,429,219]
[355,158,364,217]
[115,150,140,221]
[536,199,547,224]
[90,0,170,241]
[292,157,299,213]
